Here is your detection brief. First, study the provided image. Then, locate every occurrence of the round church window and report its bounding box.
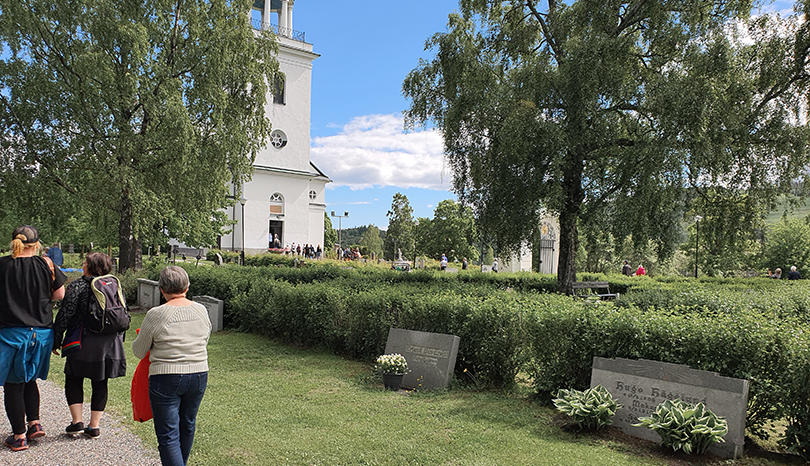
[271,129,288,149]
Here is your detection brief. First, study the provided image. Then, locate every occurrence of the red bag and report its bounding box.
[131,328,152,422]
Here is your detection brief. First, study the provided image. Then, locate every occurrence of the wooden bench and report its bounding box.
[571,281,619,300]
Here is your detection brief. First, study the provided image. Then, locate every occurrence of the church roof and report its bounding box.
[253,163,332,182]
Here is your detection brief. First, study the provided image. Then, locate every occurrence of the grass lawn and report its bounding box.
[48,313,802,465]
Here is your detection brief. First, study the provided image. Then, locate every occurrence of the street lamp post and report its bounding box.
[694,215,702,278]
[413,219,419,268]
[240,197,247,266]
[330,211,349,249]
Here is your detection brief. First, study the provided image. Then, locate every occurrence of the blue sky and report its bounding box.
[294,0,797,230]
[293,0,460,230]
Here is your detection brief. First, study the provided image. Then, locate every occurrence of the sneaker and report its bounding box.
[83,427,100,439]
[4,435,27,451]
[65,422,84,435]
[26,423,45,440]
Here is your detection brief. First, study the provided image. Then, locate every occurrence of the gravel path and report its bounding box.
[0,379,160,466]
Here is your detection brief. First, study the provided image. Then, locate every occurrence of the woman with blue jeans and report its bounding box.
[133,266,211,466]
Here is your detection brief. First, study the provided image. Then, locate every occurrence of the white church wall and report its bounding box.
[255,44,316,172]
[225,168,327,255]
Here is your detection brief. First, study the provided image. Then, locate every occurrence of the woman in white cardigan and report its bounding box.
[132,266,211,466]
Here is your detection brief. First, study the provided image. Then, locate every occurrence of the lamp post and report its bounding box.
[240,197,247,266]
[694,215,702,278]
[413,219,419,268]
[330,210,349,249]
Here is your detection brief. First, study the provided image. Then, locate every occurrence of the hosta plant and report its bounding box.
[553,385,621,430]
[374,353,409,374]
[634,399,728,455]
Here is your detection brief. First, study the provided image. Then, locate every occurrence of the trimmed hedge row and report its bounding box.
[177,263,810,455]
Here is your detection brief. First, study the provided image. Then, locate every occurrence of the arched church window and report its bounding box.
[269,193,284,216]
[270,129,288,149]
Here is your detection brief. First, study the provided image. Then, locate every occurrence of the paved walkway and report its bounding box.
[0,379,160,465]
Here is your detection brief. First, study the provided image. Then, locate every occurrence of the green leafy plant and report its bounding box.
[374,353,409,375]
[553,385,621,430]
[634,399,727,454]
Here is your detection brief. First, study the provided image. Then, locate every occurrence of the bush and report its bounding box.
[634,400,728,455]
[553,385,620,430]
[159,259,810,454]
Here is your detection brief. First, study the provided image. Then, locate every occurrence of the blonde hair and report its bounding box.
[10,234,40,258]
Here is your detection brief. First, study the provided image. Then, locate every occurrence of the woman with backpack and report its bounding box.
[52,252,127,439]
[0,225,67,451]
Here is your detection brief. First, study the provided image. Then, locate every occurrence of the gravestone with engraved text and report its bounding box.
[384,328,460,390]
[590,357,748,459]
[136,278,161,309]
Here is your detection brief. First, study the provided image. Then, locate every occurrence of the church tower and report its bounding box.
[223,1,330,254]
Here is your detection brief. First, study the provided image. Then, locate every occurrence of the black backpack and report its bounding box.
[85,274,131,334]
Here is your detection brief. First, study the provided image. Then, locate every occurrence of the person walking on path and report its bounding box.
[52,252,127,439]
[0,225,67,451]
[133,266,211,466]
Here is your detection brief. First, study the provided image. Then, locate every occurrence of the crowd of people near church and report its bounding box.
[269,234,323,260]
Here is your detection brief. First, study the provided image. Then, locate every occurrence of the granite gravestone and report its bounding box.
[136,278,161,309]
[384,328,460,390]
[193,296,224,332]
[590,357,748,459]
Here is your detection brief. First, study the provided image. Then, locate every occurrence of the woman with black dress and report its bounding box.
[53,252,126,439]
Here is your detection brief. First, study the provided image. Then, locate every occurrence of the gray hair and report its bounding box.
[792,266,798,272]
[159,266,190,295]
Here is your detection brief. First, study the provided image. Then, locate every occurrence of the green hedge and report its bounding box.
[174,263,810,455]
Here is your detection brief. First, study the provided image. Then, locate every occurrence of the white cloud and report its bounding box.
[311,114,450,191]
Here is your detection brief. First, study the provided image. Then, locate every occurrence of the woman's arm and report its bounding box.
[132,311,158,360]
[52,285,65,301]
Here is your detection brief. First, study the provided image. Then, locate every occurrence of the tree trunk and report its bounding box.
[556,153,585,295]
[556,207,579,295]
[118,193,142,271]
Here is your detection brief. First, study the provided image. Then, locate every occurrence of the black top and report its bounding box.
[0,255,67,328]
[53,276,92,348]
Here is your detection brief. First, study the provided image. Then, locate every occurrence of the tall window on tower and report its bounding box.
[273,75,285,105]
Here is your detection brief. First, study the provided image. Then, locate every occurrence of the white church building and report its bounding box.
[220,0,330,255]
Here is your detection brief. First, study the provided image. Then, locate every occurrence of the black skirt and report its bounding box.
[64,330,126,381]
